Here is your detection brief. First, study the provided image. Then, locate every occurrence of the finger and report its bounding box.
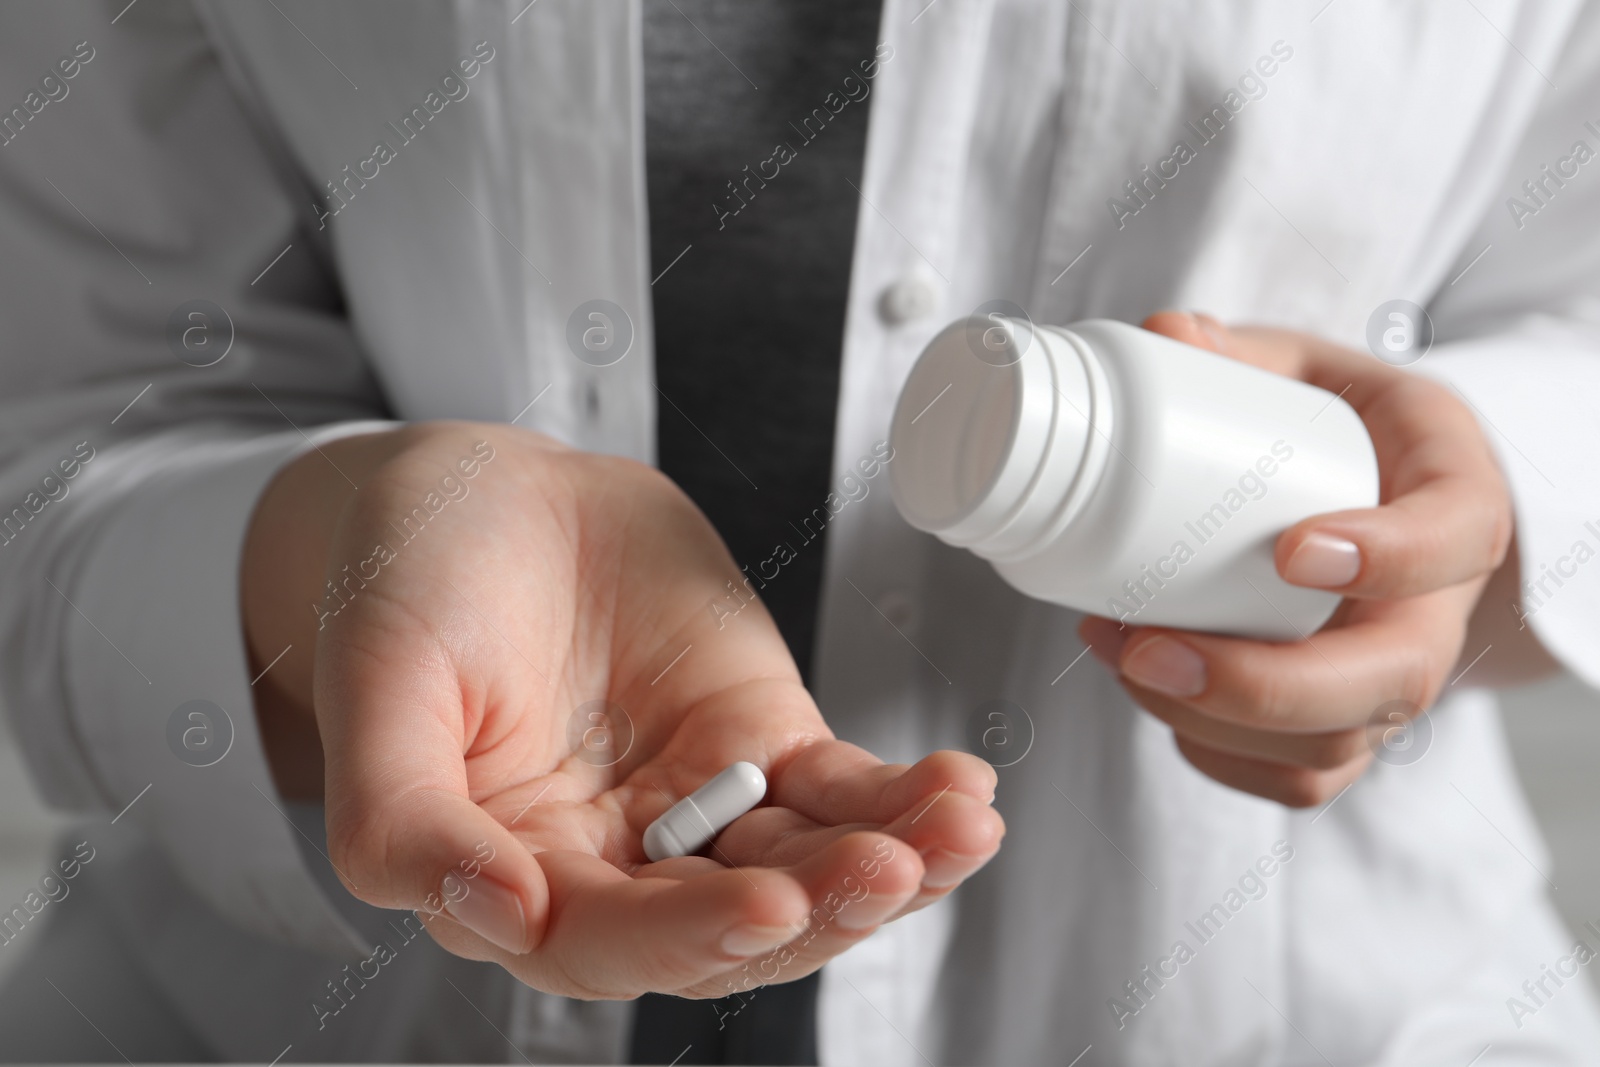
[1186,315,1432,425]
[1080,614,1129,667]
[786,830,924,935]
[1085,615,1376,770]
[318,620,549,955]
[1276,474,1511,598]
[1173,735,1369,808]
[1105,588,1476,732]
[1121,683,1372,771]
[1141,310,1310,379]
[1141,310,1230,359]
[1083,616,1376,769]
[1197,320,1512,598]
[633,853,731,882]
[1148,314,1512,598]
[1223,322,1473,427]
[768,743,997,826]
[1273,369,1509,597]
[504,851,815,998]
[717,788,1004,897]
[683,831,926,998]
[871,787,1003,915]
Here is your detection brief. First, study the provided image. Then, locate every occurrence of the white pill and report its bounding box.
[643,761,767,862]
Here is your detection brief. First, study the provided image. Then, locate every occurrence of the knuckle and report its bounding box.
[1377,525,1435,593]
[1226,659,1298,727]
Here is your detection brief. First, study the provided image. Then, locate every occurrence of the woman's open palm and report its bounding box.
[297,424,1003,999]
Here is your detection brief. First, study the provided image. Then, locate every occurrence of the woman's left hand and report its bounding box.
[1079,311,1517,807]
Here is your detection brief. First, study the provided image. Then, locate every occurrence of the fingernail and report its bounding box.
[720,923,799,957]
[1121,637,1207,698]
[443,874,528,954]
[1284,532,1362,588]
[919,849,973,890]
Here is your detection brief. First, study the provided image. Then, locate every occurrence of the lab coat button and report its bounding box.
[879,277,936,325]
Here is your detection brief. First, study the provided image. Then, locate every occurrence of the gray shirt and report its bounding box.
[637,2,880,1063]
[647,0,881,685]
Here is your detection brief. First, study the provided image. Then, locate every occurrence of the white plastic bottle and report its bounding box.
[888,317,1379,640]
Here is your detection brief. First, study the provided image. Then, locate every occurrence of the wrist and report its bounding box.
[240,428,405,799]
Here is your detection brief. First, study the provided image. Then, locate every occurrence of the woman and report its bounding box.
[0,1,1596,1063]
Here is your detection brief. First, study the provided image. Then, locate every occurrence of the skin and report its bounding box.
[1079,311,1556,808]
[241,423,1003,1000]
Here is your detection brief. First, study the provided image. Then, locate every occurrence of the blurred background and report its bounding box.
[2,673,1597,990]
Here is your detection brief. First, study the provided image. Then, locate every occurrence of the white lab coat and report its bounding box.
[3,0,1600,1063]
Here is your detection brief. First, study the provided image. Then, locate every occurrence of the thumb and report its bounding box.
[1140,309,1309,379]
[1141,309,1229,354]
[316,636,547,955]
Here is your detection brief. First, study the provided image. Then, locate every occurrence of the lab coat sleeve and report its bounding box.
[0,4,382,955]
[1420,2,1600,689]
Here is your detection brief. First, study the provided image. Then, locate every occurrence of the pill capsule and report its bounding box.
[643,761,768,862]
